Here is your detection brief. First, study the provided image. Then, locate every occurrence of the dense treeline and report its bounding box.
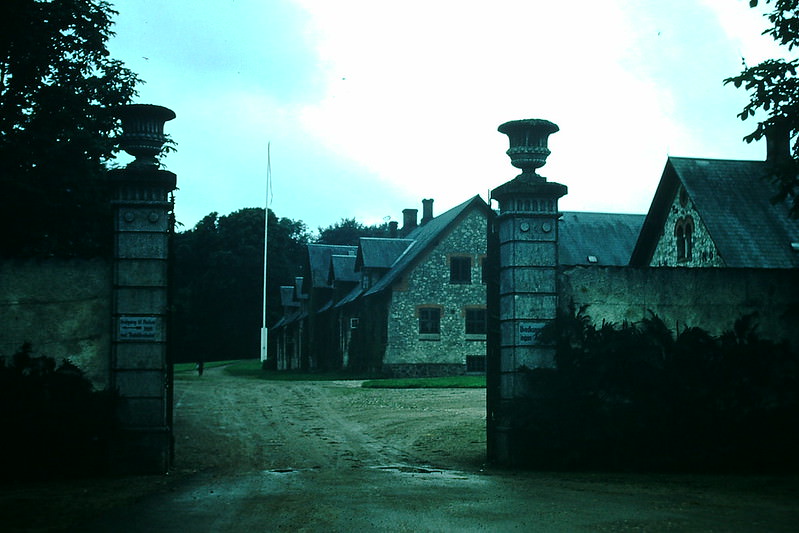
[316,217,390,245]
[0,0,139,257]
[518,307,799,472]
[171,208,309,363]
[171,210,391,363]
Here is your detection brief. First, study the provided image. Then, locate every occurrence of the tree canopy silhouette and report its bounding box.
[172,208,310,363]
[724,0,799,217]
[0,0,140,255]
[316,217,389,245]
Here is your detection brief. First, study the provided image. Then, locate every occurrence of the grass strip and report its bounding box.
[223,360,379,381]
[361,376,486,389]
[173,360,238,373]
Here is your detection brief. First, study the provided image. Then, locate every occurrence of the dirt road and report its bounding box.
[73,366,799,531]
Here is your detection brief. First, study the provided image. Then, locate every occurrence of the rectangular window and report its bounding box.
[465,308,487,335]
[466,355,486,373]
[419,307,441,334]
[450,256,471,284]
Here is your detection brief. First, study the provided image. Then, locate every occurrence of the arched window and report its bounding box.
[684,216,694,260]
[675,220,686,261]
[675,217,694,262]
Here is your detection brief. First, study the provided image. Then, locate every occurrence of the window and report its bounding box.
[466,355,486,373]
[450,256,471,284]
[676,223,685,260]
[675,217,694,262]
[419,307,440,334]
[465,308,487,335]
[684,218,693,260]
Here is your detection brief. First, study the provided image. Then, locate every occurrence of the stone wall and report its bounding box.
[384,209,487,374]
[0,258,112,388]
[560,266,799,346]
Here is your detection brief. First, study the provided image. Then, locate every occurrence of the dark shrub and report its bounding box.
[0,344,118,481]
[519,308,799,472]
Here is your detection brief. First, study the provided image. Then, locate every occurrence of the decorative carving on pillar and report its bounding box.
[498,118,559,176]
[486,118,567,466]
[109,104,177,474]
[119,104,176,170]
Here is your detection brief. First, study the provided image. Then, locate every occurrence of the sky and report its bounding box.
[107,0,792,234]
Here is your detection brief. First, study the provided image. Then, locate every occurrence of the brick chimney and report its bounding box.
[402,208,418,236]
[421,199,434,225]
[388,220,398,238]
[766,124,791,164]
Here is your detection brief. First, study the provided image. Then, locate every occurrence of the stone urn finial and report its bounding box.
[118,104,176,169]
[498,119,559,179]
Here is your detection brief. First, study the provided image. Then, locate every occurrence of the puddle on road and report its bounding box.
[261,464,481,483]
[370,464,482,482]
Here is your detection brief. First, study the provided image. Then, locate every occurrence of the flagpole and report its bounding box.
[260,142,271,362]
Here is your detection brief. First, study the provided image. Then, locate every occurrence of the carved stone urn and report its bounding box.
[497,119,559,178]
[118,104,176,169]
[492,118,566,214]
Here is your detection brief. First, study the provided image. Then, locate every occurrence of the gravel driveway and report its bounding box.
[11,364,798,532]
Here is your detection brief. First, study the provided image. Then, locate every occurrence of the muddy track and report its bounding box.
[9,365,798,532]
[172,368,487,477]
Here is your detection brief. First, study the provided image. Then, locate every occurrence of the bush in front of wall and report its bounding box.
[516,307,799,472]
[0,344,119,481]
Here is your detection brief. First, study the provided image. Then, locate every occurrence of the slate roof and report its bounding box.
[559,212,645,266]
[272,308,306,328]
[355,238,414,270]
[306,244,357,289]
[365,195,491,296]
[334,282,364,308]
[631,157,799,268]
[294,277,307,300]
[328,254,359,285]
[280,286,299,308]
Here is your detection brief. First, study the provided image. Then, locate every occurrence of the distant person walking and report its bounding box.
[197,361,204,376]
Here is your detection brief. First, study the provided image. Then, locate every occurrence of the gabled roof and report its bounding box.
[334,282,363,308]
[306,244,357,289]
[365,195,491,295]
[272,308,307,329]
[559,212,645,266]
[355,238,414,270]
[280,286,300,308]
[328,254,359,285]
[631,157,799,268]
[293,277,308,300]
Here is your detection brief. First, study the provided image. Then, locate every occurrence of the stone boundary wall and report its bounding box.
[0,258,112,388]
[559,266,799,347]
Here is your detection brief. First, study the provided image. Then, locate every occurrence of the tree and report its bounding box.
[724,0,799,217]
[316,217,390,245]
[0,0,140,255]
[172,208,309,363]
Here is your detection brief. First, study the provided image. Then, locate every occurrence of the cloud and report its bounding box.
[107,0,794,230]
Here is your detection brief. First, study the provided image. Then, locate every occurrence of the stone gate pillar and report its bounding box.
[108,104,176,473]
[487,119,566,466]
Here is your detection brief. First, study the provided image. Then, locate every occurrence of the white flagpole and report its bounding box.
[260,142,271,362]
